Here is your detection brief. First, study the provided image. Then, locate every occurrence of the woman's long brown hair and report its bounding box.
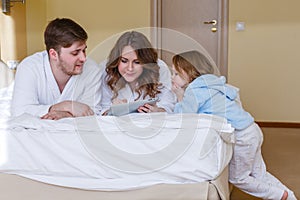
[105,31,162,100]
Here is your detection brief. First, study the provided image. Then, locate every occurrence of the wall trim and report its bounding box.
[256,121,300,128]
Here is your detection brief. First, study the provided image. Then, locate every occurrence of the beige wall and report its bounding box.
[1,0,299,122]
[228,0,300,122]
[0,1,26,88]
[25,0,150,57]
[25,0,47,55]
[0,2,27,62]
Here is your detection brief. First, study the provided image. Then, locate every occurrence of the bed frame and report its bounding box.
[0,167,229,200]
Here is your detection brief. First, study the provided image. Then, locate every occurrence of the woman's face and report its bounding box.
[171,65,189,88]
[118,45,143,84]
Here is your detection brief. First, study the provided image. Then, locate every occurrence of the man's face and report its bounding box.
[57,41,87,76]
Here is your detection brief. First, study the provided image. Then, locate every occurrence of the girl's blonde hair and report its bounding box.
[172,50,218,83]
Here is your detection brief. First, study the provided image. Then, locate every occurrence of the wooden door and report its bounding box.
[151,0,228,76]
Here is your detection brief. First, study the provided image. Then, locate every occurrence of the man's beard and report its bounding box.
[57,57,81,76]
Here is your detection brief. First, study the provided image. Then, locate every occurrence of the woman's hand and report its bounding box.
[112,98,127,105]
[102,109,109,116]
[137,103,165,113]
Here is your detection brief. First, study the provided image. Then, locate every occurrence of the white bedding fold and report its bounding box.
[8,113,234,134]
[0,112,234,191]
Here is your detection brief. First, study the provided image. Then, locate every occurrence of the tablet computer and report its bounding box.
[107,97,159,116]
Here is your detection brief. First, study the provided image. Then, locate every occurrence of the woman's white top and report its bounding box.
[99,59,176,114]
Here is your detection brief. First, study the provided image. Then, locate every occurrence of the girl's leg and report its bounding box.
[229,123,292,199]
[251,142,297,200]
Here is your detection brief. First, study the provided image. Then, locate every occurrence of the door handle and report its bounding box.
[204,20,217,32]
[204,20,217,25]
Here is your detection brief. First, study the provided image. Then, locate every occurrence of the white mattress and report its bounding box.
[0,84,234,191]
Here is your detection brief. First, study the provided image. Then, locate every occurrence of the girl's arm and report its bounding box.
[174,88,203,113]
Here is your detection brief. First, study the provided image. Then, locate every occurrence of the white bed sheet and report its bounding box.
[0,84,234,191]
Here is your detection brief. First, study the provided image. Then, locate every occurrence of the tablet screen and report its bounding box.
[107,98,158,116]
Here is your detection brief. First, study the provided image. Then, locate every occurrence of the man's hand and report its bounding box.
[41,110,73,120]
[49,101,94,117]
[69,101,94,117]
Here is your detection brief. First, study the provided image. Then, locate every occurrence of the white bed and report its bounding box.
[0,84,234,200]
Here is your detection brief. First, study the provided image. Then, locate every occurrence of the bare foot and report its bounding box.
[281,190,288,200]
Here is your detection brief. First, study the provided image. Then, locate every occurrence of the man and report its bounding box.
[11,18,102,120]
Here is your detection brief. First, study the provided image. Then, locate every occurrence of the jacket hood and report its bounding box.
[189,74,238,100]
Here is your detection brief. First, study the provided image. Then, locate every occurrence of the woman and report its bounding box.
[100,31,175,115]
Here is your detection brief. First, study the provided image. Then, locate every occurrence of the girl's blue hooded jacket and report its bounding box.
[174,74,254,130]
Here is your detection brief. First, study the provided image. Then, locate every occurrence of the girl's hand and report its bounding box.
[137,103,165,113]
[172,82,185,102]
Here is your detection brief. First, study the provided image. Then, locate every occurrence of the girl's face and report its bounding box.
[171,64,190,88]
[118,45,143,85]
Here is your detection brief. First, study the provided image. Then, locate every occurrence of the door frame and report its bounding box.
[150,0,228,77]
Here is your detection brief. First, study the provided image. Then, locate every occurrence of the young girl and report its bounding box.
[100,31,175,115]
[171,50,296,200]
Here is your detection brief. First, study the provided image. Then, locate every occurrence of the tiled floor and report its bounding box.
[230,127,300,199]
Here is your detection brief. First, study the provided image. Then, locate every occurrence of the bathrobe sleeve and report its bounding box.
[11,52,53,117]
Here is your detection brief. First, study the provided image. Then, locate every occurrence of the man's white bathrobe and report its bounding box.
[11,50,102,117]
